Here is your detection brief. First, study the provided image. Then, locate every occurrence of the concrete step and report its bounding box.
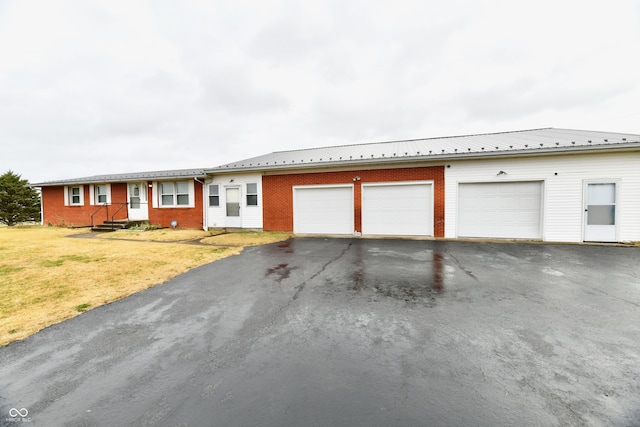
[91,220,148,232]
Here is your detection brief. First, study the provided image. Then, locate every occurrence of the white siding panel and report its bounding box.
[206,173,263,229]
[445,152,640,242]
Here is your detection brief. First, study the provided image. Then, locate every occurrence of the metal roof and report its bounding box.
[207,128,640,173]
[33,168,206,187]
[32,128,640,186]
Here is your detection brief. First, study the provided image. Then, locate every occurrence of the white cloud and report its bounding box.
[0,0,639,182]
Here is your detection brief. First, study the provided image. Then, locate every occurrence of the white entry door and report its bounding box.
[225,187,242,227]
[584,182,617,242]
[127,183,148,220]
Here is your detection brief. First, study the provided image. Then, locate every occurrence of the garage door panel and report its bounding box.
[362,183,433,236]
[294,186,353,234]
[458,182,542,239]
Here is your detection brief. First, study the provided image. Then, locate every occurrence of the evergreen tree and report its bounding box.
[0,171,41,226]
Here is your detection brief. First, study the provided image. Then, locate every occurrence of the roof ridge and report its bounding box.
[271,127,554,154]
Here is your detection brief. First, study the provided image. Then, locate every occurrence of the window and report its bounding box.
[246,183,258,206]
[209,185,220,207]
[70,187,81,205]
[160,181,190,207]
[96,185,107,204]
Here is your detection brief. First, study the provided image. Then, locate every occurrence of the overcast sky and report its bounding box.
[1,0,640,183]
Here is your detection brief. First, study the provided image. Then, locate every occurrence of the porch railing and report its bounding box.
[90,202,129,230]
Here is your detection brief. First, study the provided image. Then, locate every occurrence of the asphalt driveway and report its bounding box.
[1,238,640,426]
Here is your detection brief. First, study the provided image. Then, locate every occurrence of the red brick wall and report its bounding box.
[41,184,129,227]
[148,181,204,229]
[262,166,445,237]
[41,182,203,229]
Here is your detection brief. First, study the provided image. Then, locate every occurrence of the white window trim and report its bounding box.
[209,184,220,207]
[89,184,112,206]
[64,185,85,206]
[155,180,195,208]
[246,182,259,207]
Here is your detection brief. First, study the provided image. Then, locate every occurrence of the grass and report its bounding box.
[96,228,224,242]
[0,226,291,346]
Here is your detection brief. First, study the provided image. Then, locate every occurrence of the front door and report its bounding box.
[128,183,149,221]
[584,182,617,242]
[225,187,241,227]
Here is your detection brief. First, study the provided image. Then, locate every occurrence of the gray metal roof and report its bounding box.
[207,128,640,173]
[33,168,207,187]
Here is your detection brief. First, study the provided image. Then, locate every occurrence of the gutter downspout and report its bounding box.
[194,177,206,231]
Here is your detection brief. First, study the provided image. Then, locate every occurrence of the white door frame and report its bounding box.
[583,180,618,242]
[127,182,149,221]
[225,185,242,228]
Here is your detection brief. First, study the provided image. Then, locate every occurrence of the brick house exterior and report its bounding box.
[35,169,206,229]
[262,166,445,237]
[34,129,640,242]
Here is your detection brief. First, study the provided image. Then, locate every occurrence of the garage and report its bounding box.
[458,181,542,239]
[293,185,353,234]
[362,182,433,236]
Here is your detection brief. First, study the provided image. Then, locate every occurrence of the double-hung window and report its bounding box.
[246,183,258,206]
[209,185,220,207]
[160,181,190,207]
[65,185,84,206]
[70,187,82,205]
[96,185,108,204]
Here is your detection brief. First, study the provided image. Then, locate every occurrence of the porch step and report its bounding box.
[91,220,148,232]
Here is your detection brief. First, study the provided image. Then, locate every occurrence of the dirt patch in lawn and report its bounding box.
[0,226,290,346]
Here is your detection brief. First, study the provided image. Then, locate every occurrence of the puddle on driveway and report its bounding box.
[336,243,452,307]
[266,263,295,283]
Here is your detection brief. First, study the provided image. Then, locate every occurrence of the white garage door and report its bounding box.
[293,185,353,234]
[458,182,542,239]
[362,182,433,236]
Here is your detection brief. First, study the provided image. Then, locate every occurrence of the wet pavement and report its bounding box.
[1,238,640,426]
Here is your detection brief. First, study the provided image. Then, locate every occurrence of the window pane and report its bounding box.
[72,196,80,204]
[98,195,107,203]
[247,183,257,194]
[209,195,219,207]
[227,202,240,216]
[72,187,80,195]
[588,183,615,204]
[176,182,189,194]
[247,194,258,206]
[130,197,140,209]
[160,182,173,195]
[587,205,615,225]
[209,185,219,196]
[177,194,189,205]
[162,195,174,205]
